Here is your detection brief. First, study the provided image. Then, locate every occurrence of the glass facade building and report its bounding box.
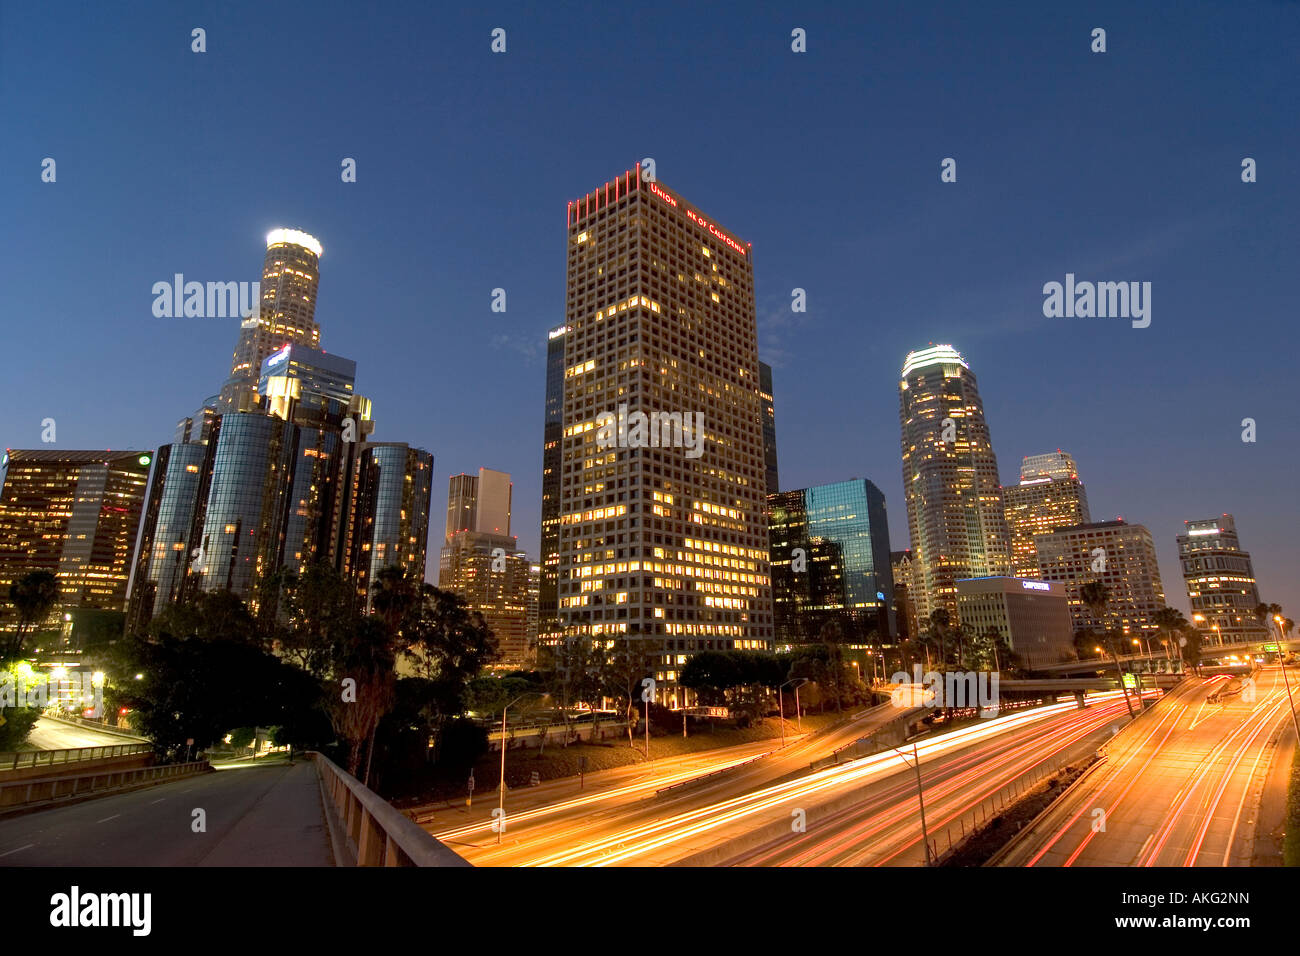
[759,360,779,495]
[768,479,895,644]
[898,345,1011,627]
[537,324,567,644]
[192,414,298,597]
[130,442,212,622]
[349,443,434,611]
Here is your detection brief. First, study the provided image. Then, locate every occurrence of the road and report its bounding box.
[0,761,334,866]
[997,667,1297,867]
[24,717,144,751]
[423,702,956,868]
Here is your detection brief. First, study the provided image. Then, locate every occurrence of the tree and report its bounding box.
[601,637,659,747]
[1179,626,1202,674]
[4,570,59,663]
[323,615,399,781]
[1152,606,1189,660]
[1079,580,1134,717]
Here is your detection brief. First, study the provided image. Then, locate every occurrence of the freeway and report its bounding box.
[0,761,333,866]
[473,691,1166,867]
[997,667,1297,867]
[425,702,924,864]
[24,717,143,751]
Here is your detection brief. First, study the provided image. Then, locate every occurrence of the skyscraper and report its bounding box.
[439,469,530,663]
[759,361,779,495]
[0,449,152,622]
[1177,515,1268,646]
[130,228,434,622]
[891,549,918,641]
[898,345,1011,626]
[349,443,434,610]
[219,229,323,412]
[768,479,894,645]
[537,324,568,646]
[557,169,772,702]
[1003,450,1091,578]
[1035,519,1167,639]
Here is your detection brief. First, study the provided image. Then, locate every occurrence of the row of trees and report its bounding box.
[93,562,498,785]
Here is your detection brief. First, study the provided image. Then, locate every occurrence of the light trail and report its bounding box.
[528,694,1131,867]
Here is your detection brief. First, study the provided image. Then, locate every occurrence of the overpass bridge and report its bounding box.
[1033,637,1296,676]
[0,749,469,867]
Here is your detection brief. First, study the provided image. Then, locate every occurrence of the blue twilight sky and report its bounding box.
[2,1,1297,617]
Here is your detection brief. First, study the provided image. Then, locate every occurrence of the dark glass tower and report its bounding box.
[768,479,894,645]
[759,361,778,495]
[349,443,434,611]
[537,324,567,645]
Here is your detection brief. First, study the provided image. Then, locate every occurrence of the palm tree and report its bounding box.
[1152,606,1189,661]
[5,570,60,663]
[1079,580,1135,717]
[926,608,951,669]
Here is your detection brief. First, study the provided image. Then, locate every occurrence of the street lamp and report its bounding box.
[779,678,809,746]
[1274,616,1300,744]
[894,742,933,866]
[497,691,544,845]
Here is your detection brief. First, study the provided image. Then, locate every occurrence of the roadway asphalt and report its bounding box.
[0,760,334,866]
[427,702,929,865]
[997,667,1296,867]
[24,717,143,751]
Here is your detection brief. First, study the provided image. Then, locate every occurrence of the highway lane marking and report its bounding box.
[95,814,120,823]
[0,844,35,858]
[149,798,166,804]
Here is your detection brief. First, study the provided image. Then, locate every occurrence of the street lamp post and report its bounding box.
[894,741,933,866]
[497,692,543,845]
[779,677,809,746]
[1275,616,1300,744]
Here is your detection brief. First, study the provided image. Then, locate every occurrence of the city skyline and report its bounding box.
[3,2,1296,619]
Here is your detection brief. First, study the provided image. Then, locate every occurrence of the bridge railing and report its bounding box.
[0,742,153,772]
[311,751,470,867]
[0,760,208,811]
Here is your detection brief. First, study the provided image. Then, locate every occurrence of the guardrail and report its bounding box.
[0,760,208,811]
[42,714,148,740]
[0,742,153,772]
[311,751,471,867]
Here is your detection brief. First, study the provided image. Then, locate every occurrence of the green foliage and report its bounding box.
[3,569,60,663]
[227,726,256,749]
[113,630,326,761]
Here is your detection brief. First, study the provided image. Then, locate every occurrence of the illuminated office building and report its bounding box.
[1177,515,1268,646]
[759,361,779,494]
[891,549,918,641]
[537,324,568,645]
[768,480,894,644]
[955,576,1074,669]
[129,442,213,623]
[0,449,151,622]
[219,229,323,412]
[131,229,433,621]
[439,469,529,663]
[1035,519,1166,638]
[1003,451,1091,578]
[556,169,772,702]
[348,443,434,611]
[898,345,1011,627]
